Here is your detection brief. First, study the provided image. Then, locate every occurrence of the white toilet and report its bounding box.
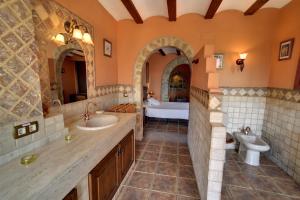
[236,133,270,166]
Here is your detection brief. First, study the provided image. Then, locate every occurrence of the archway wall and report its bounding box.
[161,56,190,102]
[132,36,195,109]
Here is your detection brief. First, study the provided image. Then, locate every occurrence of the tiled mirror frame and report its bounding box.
[32,0,98,111]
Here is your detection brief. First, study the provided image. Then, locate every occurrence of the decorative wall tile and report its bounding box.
[10,0,30,19]
[11,101,31,117]
[1,32,23,51]
[0,20,7,35]
[15,25,32,43]
[0,90,18,110]
[17,47,36,65]
[9,79,28,97]
[0,6,20,27]
[6,56,26,74]
[0,43,10,62]
[0,68,13,87]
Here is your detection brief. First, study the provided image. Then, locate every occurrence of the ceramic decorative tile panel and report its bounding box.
[0,0,43,125]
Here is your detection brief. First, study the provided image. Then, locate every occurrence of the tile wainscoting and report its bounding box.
[221,87,300,184]
[189,86,226,200]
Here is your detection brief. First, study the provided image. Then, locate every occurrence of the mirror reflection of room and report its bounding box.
[48,49,87,105]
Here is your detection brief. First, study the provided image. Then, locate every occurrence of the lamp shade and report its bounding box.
[54,33,65,44]
[82,32,93,45]
[72,28,83,40]
[240,53,248,60]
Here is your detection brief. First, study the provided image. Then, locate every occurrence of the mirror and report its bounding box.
[48,48,87,104]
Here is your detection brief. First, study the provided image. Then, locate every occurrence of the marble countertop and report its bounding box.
[0,112,136,200]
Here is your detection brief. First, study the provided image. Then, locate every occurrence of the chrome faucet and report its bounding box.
[245,126,251,135]
[240,126,251,135]
[81,102,97,122]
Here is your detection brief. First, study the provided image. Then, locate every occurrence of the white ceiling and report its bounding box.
[98,0,292,21]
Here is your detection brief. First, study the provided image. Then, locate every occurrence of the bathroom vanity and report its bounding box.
[0,112,136,200]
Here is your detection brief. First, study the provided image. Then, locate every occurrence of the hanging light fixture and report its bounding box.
[53,19,93,45]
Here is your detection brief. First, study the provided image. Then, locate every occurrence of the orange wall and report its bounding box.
[117,10,279,88]
[147,53,177,100]
[55,0,118,86]
[191,49,208,90]
[269,0,300,89]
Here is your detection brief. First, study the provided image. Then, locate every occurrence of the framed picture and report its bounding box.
[214,53,224,69]
[279,38,294,61]
[103,39,112,57]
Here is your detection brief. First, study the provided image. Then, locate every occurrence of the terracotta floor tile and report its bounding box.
[177,178,200,198]
[256,191,292,200]
[128,172,154,189]
[149,192,176,200]
[179,166,195,179]
[145,144,162,152]
[178,147,189,155]
[228,186,261,200]
[160,153,178,164]
[223,171,251,188]
[156,162,178,176]
[224,160,240,172]
[118,186,148,200]
[274,179,300,197]
[162,146,178,155]
[152,175,177,193]
[136,143,146,151]
[176,196,200,200]
[135,160,157,173]
[246,175,279,193]
[237,163,265,176]
[178,155,192,166]
[164,141,178,147]
[260,165,291,179]
[141,151,160,161]
[135,150,143,160]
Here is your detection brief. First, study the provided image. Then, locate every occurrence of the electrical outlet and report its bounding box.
[14,121,39,139]
[29,124,37,133]
[17,127,26,136]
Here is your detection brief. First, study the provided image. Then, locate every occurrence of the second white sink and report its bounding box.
[76,115,119,131]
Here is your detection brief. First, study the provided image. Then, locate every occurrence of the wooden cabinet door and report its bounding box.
[89,147,119,200]
[119,130,134,181]
[63,188,78,200]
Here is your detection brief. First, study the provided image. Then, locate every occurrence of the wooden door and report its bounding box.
[89,147,119,200]
[63,188,78,200]
[119,130,134,181]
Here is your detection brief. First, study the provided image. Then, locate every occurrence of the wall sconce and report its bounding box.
[192,58,199,64]
[236,53,248,72]
[53,19,93,45]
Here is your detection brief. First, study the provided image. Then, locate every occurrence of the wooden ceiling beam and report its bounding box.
[159,49,166,56]
[244,0,269,15]
[121,0,143,24]
[167,0,176,21]
[176,49,181,56]
[205,0,223,19]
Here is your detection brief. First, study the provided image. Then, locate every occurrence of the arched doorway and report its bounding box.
[132,36,195,139]
[160,56,190,101]
[133,36,194,109]
[168,64,191,102]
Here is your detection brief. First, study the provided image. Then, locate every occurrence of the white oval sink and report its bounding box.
[76,115,119,131]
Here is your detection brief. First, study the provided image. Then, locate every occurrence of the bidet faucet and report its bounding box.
[81,102,97,122]
[245,127,251,135]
